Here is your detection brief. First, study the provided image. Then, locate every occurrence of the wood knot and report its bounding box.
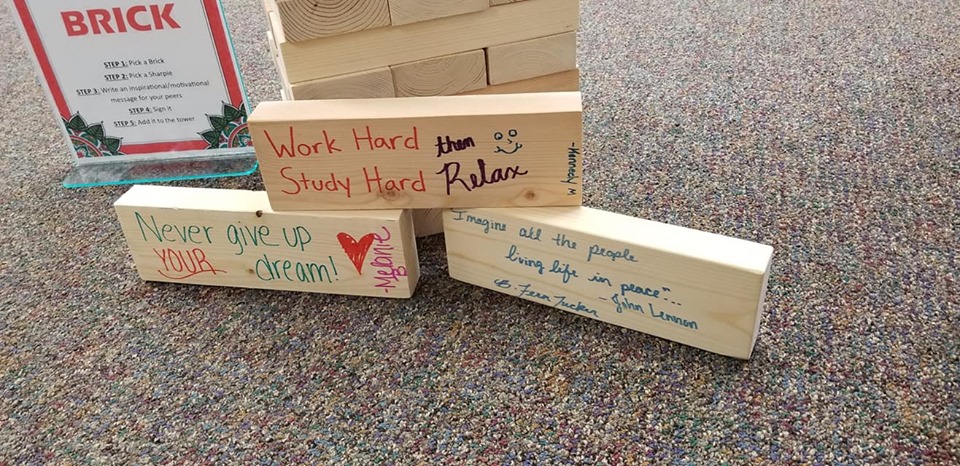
[523,190,537,200]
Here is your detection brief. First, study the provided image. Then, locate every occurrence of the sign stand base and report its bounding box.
[62,152,258,188]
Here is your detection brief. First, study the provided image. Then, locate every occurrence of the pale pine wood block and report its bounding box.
[412,209,445,236]
[279,73,294,101]
[278,0,579,83]
[275,0,391,42]
[389,0,488,26]
[291,68,396,100]
[266,8,282,53]
[247,92,583,211]
[266,11,297,99]
[114,185,420,298]
[267,30,279,60]
[443,207,774,359]
[486,32,577,85]
[266,6,284,43]
[391,50,487,97]
[458,68,579,95]
[267,30,295,100]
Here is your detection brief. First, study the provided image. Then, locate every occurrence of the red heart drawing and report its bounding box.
[337,232,376,275]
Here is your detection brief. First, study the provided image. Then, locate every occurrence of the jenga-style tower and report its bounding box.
[262,0,580,101]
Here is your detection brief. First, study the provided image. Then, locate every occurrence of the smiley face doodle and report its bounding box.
[494,129,522,154]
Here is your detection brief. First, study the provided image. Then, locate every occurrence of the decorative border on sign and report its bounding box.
[63,112,125,157]
[200,102,250,149]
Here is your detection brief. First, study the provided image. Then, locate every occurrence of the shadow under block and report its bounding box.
[291,68,396,100]
[486,32,578,85]
[275,0,391,42]
[389,0,488,26]
[391,50,487,97]
[114,185,420,298]
[248,92,583,211]
[277,0,579,83]
[443,207,774,359]
[412,208,445,236]
[458,68,579,95]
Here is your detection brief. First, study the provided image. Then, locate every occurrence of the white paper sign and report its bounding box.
[10,0,252,162]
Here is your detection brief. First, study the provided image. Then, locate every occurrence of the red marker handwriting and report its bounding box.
[337,232,375,275]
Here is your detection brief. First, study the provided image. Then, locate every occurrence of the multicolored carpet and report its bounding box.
[0,0,957,463]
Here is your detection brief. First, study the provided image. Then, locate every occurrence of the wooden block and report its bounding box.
[114,185,420,298]
[391,50,487,97]
[412,209,444,236]
[443,207,774,359]
[291,68,396,100]
[267,30,295,100]
[458,68,579,95]
[270,9,392,101]
[486,32,577,85]
[248,92,583,211]
[266,11,295,99]
[267,30,279,60]
[274,0,391,42]
[277,60,294,101]
[266,7,285,44]
[278,0,579,83]
[389,0,488,26]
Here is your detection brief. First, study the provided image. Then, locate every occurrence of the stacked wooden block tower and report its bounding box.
[262,0,580,101]
[112,3,775,360]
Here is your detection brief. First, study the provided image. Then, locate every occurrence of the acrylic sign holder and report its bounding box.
[8,0,258,188]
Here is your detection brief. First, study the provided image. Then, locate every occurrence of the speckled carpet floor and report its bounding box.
[1,0,958,464]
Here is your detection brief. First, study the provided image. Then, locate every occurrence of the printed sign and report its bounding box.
[114,185,420,298]
[10,0,252,161]
[248,92,583,211]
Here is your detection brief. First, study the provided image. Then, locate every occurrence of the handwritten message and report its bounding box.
[120,210,412,297]
[248,94,583,210]
[261,125,555,197]
[447,209,699,331]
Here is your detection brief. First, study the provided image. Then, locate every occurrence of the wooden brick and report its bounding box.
[486,32,577,85]
[291,68,396,100]
[267,30,279,60]
[263,0,277,14]
[114,185,420,298]
[391,50,487,97]
[278,0,578,83]
[248,92,583,211]
[270,10,392,100]
[267,30,295,100]
[274,0,391,42]
[389,0,488,26]
[443,207,774,359]
[458,68,579,95]
[266,10,296,99]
